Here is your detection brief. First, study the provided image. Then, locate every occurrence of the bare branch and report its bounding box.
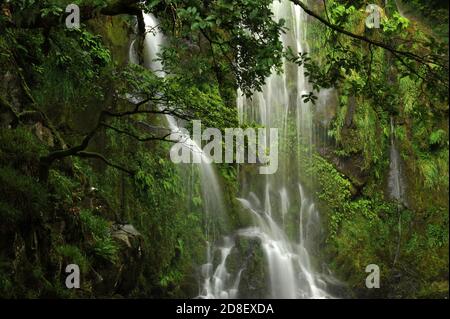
[101,122,174,143]
[75,151,135,176]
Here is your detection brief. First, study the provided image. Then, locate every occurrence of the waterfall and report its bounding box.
[199,237,242,299]
[134,13,241,300]
[236,0,333,298]
[136,0,334,299]
[138,13,226,222]
[132,13,230,294]
[388,116,407,265]
[388,116,406,204]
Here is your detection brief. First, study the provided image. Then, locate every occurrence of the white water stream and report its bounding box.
[135,0,335,299]
[234,0,334,298]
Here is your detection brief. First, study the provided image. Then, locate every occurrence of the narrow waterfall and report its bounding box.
[132,13,229,282]
[388,116,406,205]
[133,12,241,300]
[140,13,226,222]
[388,116,407,265]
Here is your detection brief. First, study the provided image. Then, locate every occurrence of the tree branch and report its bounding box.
[75,151,135,176]
[290,0,447,69]
[38,96,191,181]
[101,122,173,143]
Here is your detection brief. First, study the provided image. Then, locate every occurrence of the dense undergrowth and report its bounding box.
[0,0,448,298]
[0,11,223,297]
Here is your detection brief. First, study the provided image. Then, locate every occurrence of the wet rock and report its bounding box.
[30,121,54,147]
[110,223,144,295]
[317,146,367,195]
[233,237,269,299]
[1,71,23,111]
[111,224,142,248]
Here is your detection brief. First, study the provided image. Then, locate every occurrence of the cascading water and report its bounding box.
[235,0,334,298]
[136,1,335,299]
[199,237,242,299]
[131,13,231,294]
[132,12,240,300]
[139,13,226,222]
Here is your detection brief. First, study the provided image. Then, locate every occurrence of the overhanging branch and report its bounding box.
[101,122,173,143]
[290,0,448,69]
[75,151,135,176]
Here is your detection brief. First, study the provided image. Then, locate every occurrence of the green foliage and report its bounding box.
[153,0,285,95]
[426,223,448,249]
[353,100,386,170]
[382,12,410,33]
[0,166,48,219]
[113,64,237,131]
[328,2,357,26]
[304,0,448,297]
[429,129,447,147]
[80,209,118,263]
[130,147,207,295]
[402,0,449,39]
[159,270,183,288]
[48,169,79,206]
[56,244,89,272]
[301,152,353,238]
[33,28,111,111]
[0,0,447,299]
[416,150,448,190]
[0,126,47,166]
[40,4,63,18]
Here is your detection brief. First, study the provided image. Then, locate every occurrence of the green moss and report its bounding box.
[0,166,48,215]
[87,15,132,65]
[0,126,47,166]
[80,209,119,263]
